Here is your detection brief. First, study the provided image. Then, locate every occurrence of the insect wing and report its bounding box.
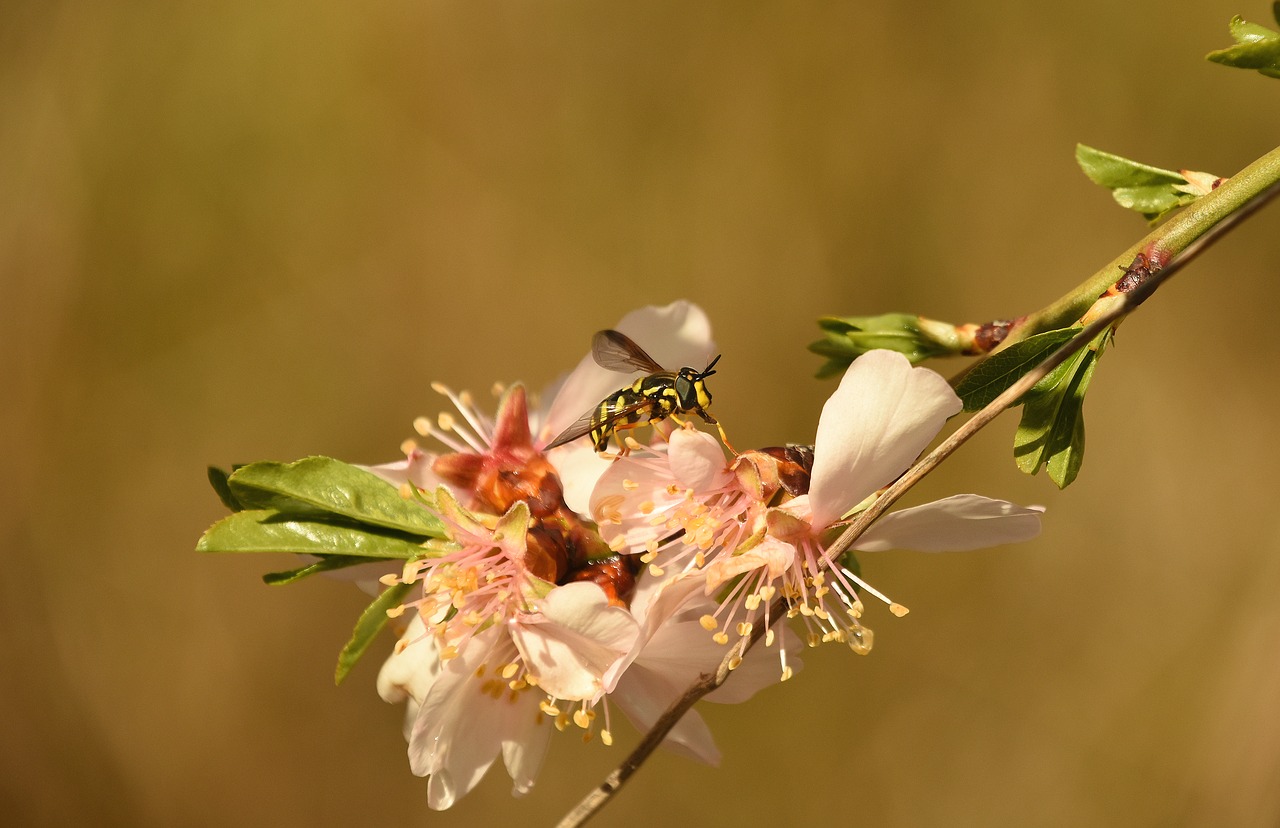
[592,330,665,374]
[543,397,656,450]
[543,408,598,450]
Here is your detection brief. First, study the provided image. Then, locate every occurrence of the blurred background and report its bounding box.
[4,1,1280,825]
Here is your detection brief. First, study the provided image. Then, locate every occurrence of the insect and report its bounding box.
[544,329,725,454]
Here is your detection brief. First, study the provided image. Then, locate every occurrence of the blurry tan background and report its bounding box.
[4,1,1280,825]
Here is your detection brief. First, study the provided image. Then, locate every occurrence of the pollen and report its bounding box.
[385,604,406,619]
[712,631,729,645]
[780,665,794,681]
[639,500,655,514]
[764,629,775,647]
[501,662,520,679]
[889,603,910,617]
[601,729,614,746]
[699,614,718,631]
[622,478,639,491]
[573,709,591,729]
[413,416,432,436]
[437,412,457,431]
[727,655,743,671]
[540,700,560,717]
[735,621,753,638]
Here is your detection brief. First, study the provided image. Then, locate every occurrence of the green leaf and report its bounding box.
[1012,331,1108,488]
[197,509,431,559]
[207,466,246,512]
[228,457,444,538]
[262,555,375,586]
[335,581,413,685]
[1208,12,1280,78]
[1075,144,1197,221]
[955,327,1079,412]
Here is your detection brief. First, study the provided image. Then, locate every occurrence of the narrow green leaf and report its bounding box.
[207,466,246,512]
[335,581,413,685]
[262,555,374,586]
[197,510,430,559]
[228,457,444,538]
[955,327,1079,412]
[1075,144,1197,221]
[1044,347,1101,488]
[1012,331,1108,488]
[1012,349,1087,476]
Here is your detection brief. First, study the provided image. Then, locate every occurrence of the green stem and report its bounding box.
[999,143,1280,349]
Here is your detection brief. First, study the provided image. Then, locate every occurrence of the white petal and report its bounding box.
[854,494,1044,552]
[408,629,509,808]
[809,350,961,527]
[537,301,716,447]
[500,691,554,798]
[667,428,732,491]
[376,615,440,708]
[511,582,638,700]
[609,663,722,765]
[546,441,612,516]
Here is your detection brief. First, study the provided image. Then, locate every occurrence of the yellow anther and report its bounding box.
[889,603,910,618]
[699,614,718,631]
[712,631,729,645]
[501,662,519,680]
[780,666,794,681]
[601,730,614,746]
[764,629,775,647]
[622,479,639,491]
[573,710,591,729]
[735,621,753,638]
[413,416,433,436]
[648,564,665,577]
[727,655,743,670]
[385,604,406,619]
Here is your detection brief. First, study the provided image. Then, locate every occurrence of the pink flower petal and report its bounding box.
[546,440,612,516]
[510,582,638,700]
[809,350,961,527]
[407,627,515,808]
[667,428,732,491]
[853,494,1044,552]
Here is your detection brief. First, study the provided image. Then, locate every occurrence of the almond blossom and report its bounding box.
[591,349,1043,670]
[370,301,783,809]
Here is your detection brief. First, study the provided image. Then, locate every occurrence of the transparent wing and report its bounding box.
[543,408,598,450]
[592,329,665,373]
[543,397,656,451]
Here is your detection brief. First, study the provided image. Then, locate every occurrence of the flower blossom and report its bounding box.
[372,301,787,808]
[592,349,1043,672]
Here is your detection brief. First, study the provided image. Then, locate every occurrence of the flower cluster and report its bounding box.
[370,301,1042,809]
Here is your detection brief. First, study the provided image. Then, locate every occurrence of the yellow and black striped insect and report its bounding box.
[544,330,723,454]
